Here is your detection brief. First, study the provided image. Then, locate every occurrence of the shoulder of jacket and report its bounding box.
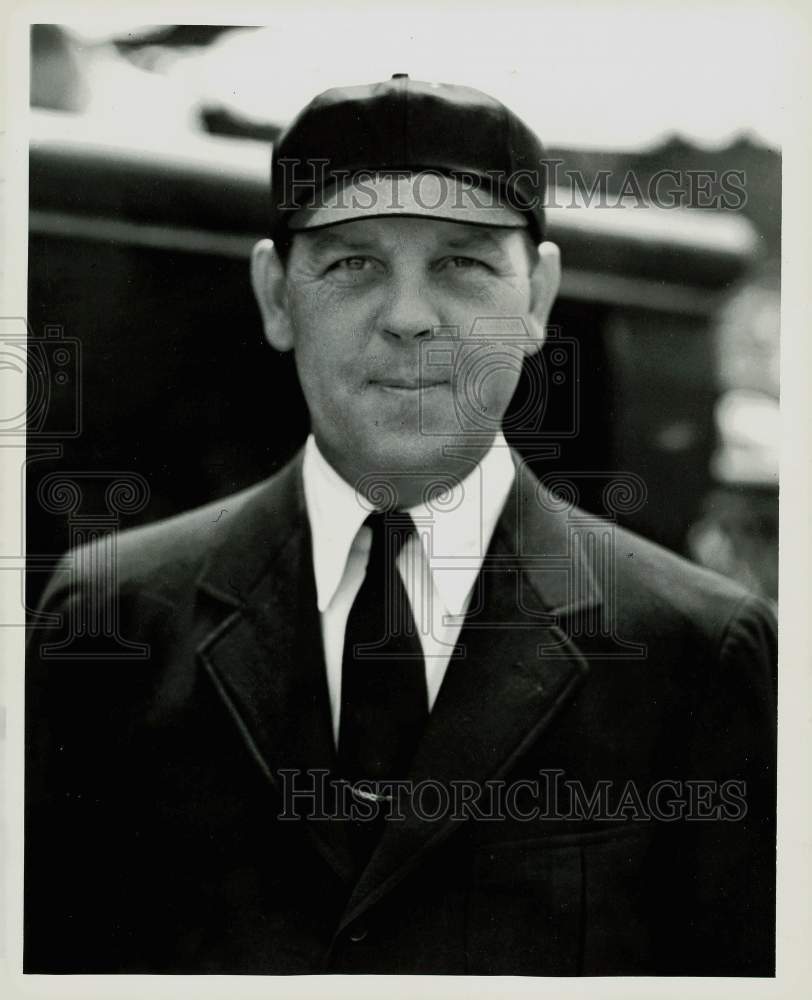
[514,458,763,648]
[45,454,303,608]
[114,481,266,578]
[608,519,768,647]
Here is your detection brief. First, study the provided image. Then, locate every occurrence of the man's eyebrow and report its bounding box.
[442,230,509,254]
[301,230,376,255]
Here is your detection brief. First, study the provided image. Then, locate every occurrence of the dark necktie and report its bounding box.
[337,511,428,863]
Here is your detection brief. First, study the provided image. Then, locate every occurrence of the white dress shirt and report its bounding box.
[302,432,516,745]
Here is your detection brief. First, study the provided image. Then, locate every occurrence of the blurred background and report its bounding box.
[26,10,781,606]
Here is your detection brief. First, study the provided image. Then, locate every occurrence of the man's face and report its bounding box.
[254,215,558,502]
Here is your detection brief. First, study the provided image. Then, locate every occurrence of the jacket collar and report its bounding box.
[196,449,308,610]
[195,447,601,915]
[500,453,603,616]
[196,447,602,617]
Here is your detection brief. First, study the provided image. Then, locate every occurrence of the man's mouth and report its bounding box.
[370,377,449,392]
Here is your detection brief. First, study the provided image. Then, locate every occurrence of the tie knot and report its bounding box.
[364,510,415,562]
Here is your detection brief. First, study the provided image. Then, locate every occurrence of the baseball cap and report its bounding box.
[268,74,548,244]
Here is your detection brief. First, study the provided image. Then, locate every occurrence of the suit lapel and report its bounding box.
[195,452,356,884]
[336,457,601,932]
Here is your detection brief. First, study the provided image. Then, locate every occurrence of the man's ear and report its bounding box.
[525,241,561,353]
[251,239,294,351]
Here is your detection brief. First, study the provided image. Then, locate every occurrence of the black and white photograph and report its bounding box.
[2,0,810,994]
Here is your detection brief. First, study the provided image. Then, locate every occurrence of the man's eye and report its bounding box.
[332,257,371,271]
[442,256,488,271]
[323,256,382,282]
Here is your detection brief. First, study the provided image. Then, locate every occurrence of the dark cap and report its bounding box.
[268,74,548,245]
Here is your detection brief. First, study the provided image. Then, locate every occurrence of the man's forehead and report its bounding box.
[296,218,517,254]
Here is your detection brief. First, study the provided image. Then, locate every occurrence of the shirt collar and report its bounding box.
[302,433,516,615]
[302,435,371,613]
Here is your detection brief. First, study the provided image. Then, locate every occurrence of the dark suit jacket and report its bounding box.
[25,449,777,975]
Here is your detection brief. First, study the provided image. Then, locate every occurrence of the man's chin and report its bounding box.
[349,430,493,507]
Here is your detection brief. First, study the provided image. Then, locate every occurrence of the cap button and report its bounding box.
[391,73,409,79]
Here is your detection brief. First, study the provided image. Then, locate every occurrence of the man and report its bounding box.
[25,75,777,976]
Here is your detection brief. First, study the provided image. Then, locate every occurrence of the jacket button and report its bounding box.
[348,925,368,943]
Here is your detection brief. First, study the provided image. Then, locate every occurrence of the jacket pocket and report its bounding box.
[465,839,582,975]
[465,825,651,975]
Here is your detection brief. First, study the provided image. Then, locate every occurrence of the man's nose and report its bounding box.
[379,272,439,341]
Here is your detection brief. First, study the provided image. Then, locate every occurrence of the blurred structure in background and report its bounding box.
[30,24,89,112]
[686,261,780,599]
[27,20,780,604]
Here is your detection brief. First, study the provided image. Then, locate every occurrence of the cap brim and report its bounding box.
[287,172,528,231]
